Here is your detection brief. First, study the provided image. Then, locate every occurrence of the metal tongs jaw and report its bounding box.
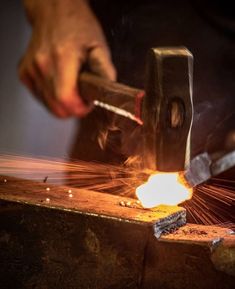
[184,150,235,187]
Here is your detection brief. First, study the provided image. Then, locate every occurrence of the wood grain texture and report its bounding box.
[80,72,145,119]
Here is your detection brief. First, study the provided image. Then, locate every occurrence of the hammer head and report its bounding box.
[142,47,194,172]
[76,47,194,172]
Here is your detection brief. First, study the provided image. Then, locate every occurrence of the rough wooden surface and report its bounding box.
[80,72,144,120]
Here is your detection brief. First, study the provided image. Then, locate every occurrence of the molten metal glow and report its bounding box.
[136,172,192,208]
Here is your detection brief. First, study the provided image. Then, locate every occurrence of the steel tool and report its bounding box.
[183,150,235,187]
[80,47,193,172]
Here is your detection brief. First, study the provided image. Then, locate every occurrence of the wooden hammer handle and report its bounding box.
[79,72,145,123]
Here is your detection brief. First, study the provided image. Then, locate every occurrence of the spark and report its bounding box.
[0,154,144,196]
[183,177,235,229]
[0,154,234,229]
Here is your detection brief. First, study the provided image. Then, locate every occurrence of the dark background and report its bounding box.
[91,0,235,157]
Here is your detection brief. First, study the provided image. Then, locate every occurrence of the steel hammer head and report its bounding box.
[79,47,193,171]
[142,47,194,172]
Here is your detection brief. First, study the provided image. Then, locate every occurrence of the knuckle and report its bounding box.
[59,96,73,108]
[18,59,35,81]
[55,91,70,106]
[53,45,67,59]
[34,52,49,72]
[55,92,85,115]
[54,88,63,101]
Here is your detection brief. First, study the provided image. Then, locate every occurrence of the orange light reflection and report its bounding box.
[136,172,192,208]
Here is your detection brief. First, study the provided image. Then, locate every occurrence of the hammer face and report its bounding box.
[143,47,193,172]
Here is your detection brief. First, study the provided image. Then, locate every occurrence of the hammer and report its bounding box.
[80,47,235,187]
[80,47,193,173]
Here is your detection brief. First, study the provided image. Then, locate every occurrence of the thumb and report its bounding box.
[88,46,117,81]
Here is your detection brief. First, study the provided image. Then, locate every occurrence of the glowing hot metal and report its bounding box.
[136,172,192,208]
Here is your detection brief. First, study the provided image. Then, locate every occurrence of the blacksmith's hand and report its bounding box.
[19,0,116,118]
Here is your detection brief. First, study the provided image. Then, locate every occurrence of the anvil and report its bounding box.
[0,176,235,289]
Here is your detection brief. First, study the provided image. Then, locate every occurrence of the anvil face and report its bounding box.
[0,176,186,236]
